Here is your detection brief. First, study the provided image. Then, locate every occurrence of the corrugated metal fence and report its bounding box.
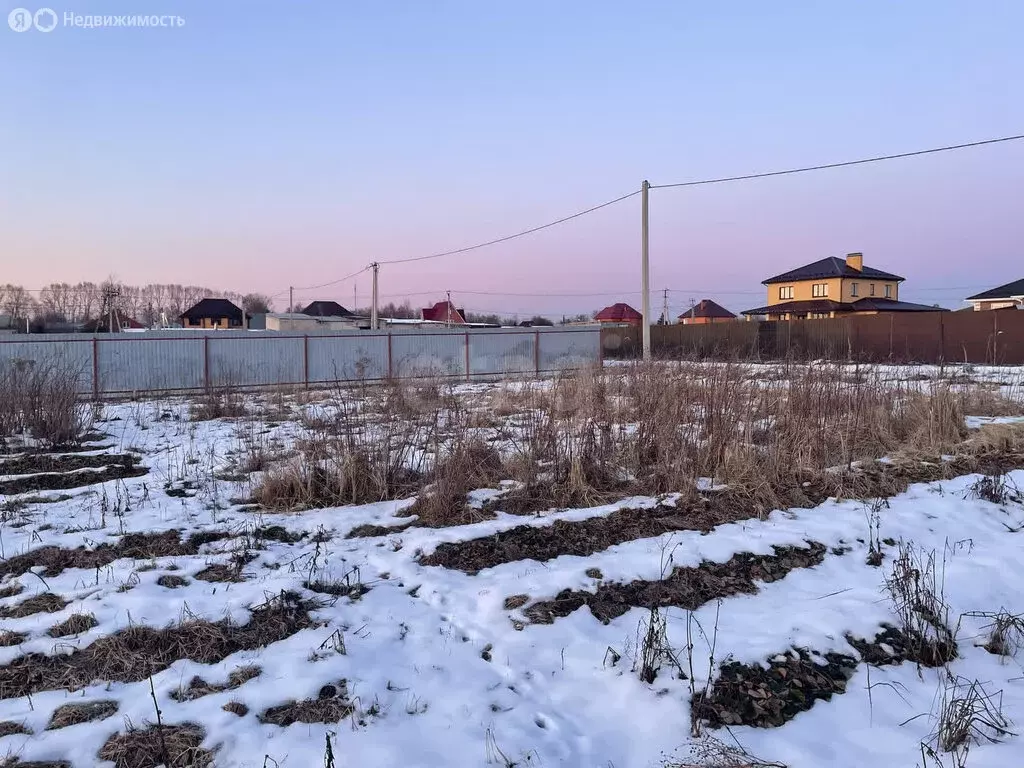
[602,311,1024,364]
[0,327,601,396]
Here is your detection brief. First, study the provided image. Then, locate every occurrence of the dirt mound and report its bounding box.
[0,453,146,495]
[0,593,67,619]
[421,498,755,574]
[693,649,857,729]
[0,591,315,698]
[0,530,231,579]
[46,700,118,730]
[523,543,827,624]
[98,723,212,767]
[846,623,957,668]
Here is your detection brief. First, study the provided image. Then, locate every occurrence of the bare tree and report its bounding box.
[241,293,273,315]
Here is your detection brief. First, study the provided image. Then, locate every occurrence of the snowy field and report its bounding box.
[2,362,1024,768]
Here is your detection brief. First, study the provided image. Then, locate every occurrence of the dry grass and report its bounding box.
[0,591,314,698]
[222,700,249,717]
[156,574,190,589]
[0,593,68,619]
[0,759,71,768]
[46,700,118,730]
[98,723,213,767]
[171,665,261,702]
[47,612,98,638]
[0,356,94,449]
[0,631,26,647]
[0,720,30,737]
[258,695,352,726]
[0,583,24,599]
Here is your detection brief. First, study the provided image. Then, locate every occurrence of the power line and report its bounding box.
[291,266,371,293]
[376,190,640,266]
[650,133,1024,189]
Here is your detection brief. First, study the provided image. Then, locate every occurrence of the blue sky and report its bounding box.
[2,1,1022,317]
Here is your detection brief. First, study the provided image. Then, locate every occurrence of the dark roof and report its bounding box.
[180,298,246,321]
[595,303,643,322]
[763,256,904,285]
[301,300,353,317]
[679,299,735,320]
[742,298,946,316]
[965,278,1024,301]
[421,301,466,324]
[82,311,146,332]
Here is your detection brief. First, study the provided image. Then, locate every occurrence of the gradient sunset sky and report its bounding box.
[2,1,1022,318]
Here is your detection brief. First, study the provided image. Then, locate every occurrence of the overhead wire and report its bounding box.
[649,134,1024,189]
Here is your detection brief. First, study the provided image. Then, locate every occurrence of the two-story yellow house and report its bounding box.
[741,253,943,320]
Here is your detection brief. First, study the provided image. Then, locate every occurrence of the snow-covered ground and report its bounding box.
[2,372,1024,768]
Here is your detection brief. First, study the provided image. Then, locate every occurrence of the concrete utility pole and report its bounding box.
[370,262,380,330]
[641,179,651,360]
[662,288,669,325]
[289,286,293,314]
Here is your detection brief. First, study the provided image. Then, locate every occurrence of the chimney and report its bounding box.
[846,252,863,271]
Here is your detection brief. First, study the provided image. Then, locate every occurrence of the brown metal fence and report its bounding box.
[602,311,1024,364]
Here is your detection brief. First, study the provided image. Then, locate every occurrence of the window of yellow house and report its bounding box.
[851,282,859,297]
[885,285,892,298]
[779,286,794,300]
[812,283,828,298]
[870,283,876,296]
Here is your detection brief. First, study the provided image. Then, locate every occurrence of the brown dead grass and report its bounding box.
[156,574,190,589]
[0,530,230,579]
[0,720,30,737]
[171,665,261,702]
[0,583,24,599]
[0,759,72,768]
[258,695,352,726]
[222,700,248,717]
[524,542,827,624]
[0,591,314,699]
[47,613,98,638]
[0,631,26,647]
[98,723,212,768]
[46,700,118,730]
[0,593,68,619]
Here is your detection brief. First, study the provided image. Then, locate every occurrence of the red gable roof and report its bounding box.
[678,299,735,320]
[595,302,643,322]
[421,301,466,324]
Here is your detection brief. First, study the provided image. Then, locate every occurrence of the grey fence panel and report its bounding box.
[538,329,601,371]
[468,331,536,376]
[97,337,204,393]
[1,327,601,395]
[208,336,305,387]
[0,337,94,393]
[390,332,466,378]
[307,335,389,383]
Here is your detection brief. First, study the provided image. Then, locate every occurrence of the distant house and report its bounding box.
[180,298,248,329]
[595,303,643,327]
[679,300,736,325]
[81,311,146,333]
[741,253,944,320]
[964,279,1024,311]
[301,300,355,318]
[421,301,466,325]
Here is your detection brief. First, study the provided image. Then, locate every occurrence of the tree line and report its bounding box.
[0,282,273,328]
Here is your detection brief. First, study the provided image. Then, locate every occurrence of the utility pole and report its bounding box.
[289,286,293,314]
[662,288,669,325]
[446,290,452,326]
[370,262,379,330]
[641,180,651,359]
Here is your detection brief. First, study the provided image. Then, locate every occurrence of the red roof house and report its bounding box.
[594,302,643,326]
[678,299,736,325]
[421,301,466,324]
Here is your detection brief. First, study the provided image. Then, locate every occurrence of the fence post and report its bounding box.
[464,332,471,381]
[387,333,393,379]
[92,337,99,398]
[203,335,210,389]
[534,330,541,374]
[303,335,309,388]
[937,313,945,364]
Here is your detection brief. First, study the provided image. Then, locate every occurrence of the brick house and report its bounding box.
[180,298,249,329]
[964,279,1024,311]
[595,303,643,327]
[679,299,736,325]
